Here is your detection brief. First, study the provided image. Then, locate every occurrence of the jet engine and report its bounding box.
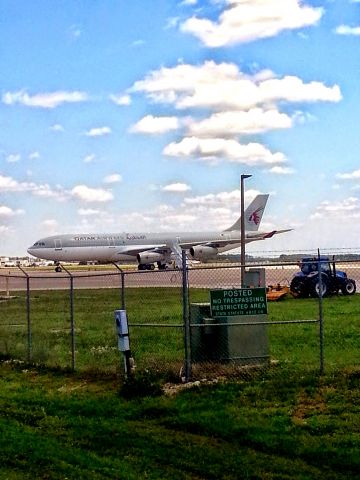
[189,245,218,261]
[137,252,165,264]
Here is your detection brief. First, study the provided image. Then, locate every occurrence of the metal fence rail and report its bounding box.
[0,257,359,381]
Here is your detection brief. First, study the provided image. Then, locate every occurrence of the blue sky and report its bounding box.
[1,0,360,256]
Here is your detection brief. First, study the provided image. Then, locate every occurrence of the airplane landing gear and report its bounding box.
[54,262,62,273]
[157,262,168,270]
[138,263,155,271]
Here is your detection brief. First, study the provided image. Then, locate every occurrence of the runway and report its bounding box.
[1,263,359,292]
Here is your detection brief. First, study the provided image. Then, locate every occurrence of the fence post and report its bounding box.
[182,250,191,382]
[317,250,324,375]
[61,265,76,370]
[5,275,10,297]
[112,263,126,309]
[17,266,32,362]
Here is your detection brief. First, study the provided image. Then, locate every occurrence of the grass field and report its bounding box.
[1,289,359,378]
[1,290,359,478]
[0,359,359,479]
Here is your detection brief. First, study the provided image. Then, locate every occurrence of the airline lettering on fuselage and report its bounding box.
[74,236,96,241]
[126,234,146,240]
[73,235,127,241]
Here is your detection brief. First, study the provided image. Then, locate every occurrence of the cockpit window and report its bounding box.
[33,242,46,247]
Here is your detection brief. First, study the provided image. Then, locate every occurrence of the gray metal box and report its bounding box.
[189,303,269,365]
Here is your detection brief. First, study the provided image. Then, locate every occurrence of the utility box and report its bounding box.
[189,303,217,362]
[190,289,269,365]
[244,268,266,288]
[223,314,268,365]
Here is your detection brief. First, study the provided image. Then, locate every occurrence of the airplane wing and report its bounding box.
[117,229,292,266]
[119,229,292,256]
[117,244,168,255]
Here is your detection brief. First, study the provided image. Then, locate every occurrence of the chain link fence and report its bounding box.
[0,256,359,381]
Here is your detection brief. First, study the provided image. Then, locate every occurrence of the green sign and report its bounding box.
[210,288,267,317]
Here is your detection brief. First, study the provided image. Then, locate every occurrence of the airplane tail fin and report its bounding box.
[223,194,269,232]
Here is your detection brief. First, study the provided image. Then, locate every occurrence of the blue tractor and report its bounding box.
[290,256,356,298]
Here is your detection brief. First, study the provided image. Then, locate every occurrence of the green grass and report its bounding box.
[0,359,359,479]
[0,289,359,379]
[1,290,359,478]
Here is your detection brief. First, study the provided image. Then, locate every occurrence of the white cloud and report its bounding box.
[29,151,40,160]
[130,60,340,174]
[70,24,82,39]
[165,17,180,30]
[132,39,145,47]
[103,173,123,184]
[50,124,65,132]
[130,115,181,134]
[85,126,112,137]
[2,90,88,109]
[179,189,264,230]
[162,182,191,192]
[71,185,113,203]
[336,169,360,180]
[0,173,115,204]
[311,197,360,220]
[268,166,296,175]
[259,76,341,104]
[182,189,259,208]
[6,153,21,163]
[131,61,341,111]
[110,94,131,106]
[42,219,59,229]
[0,174,33,192]
[335,25,360,36]
[77,208,103,216]
[93,188,272,234]
[0,225,10,234]
[188,108,292,137]
[163,137,286,166]
[0,175,62,199]
[31,184,68,201]
[83,154,96,163]
[0,177,65,201]
[0,205,25,217]
[181,0,197,5]
[181,0,323,47]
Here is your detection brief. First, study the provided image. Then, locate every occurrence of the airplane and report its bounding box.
[27,194,291,272]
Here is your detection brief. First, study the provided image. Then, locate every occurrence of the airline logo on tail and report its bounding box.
[248,206,264,226]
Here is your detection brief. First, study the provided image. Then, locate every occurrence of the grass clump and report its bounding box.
[119,369,164,399]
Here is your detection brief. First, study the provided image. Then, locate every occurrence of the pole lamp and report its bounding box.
[240,174,252,287]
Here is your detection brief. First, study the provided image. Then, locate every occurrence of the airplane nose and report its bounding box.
[27,247,34,256]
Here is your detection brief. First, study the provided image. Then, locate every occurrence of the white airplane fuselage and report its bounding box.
[27,230,257,263]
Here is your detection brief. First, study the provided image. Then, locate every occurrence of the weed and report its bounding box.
[119,369,164,399]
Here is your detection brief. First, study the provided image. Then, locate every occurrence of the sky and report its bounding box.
[1,0,360,257]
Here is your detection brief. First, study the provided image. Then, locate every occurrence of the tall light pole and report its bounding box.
[240,174,252,287]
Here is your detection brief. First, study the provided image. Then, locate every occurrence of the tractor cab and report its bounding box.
[299,257,331,276]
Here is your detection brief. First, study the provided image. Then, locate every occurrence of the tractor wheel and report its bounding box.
[310,274,329,298]
[341,279,356,295]
[290,277,308,298]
